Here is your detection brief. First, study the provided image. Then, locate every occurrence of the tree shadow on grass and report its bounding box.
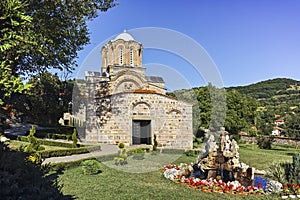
[0,142,74,200]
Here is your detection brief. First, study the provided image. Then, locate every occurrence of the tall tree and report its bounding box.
[1,0,116,103]
[0,0,33,105]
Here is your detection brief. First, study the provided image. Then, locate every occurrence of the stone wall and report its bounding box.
[86,91,193,149]
[240,135,300,146]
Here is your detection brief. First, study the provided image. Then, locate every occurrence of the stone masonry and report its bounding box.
[84,31,193,149]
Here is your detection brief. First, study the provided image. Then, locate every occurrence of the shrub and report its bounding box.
[283,153,300,185]
[128,148,145,160]
[193,137,202,149]
[20,125,43,164]
[0,143,70,199]
[118,142,125,149]
[72,128,78,148]
[81,160,101,175]
[114,147,128,166]
[18,136,84,148]
[153,134,158,151]
[266,162,286,183]
[257,135,274,149]
[39,145,101,158]
[185,150,196,157]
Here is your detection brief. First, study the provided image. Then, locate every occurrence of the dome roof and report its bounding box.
[112,30,135,41]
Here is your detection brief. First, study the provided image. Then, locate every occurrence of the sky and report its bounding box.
[74,0,300,90]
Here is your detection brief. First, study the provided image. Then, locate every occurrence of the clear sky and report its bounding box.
[74,0,300,89]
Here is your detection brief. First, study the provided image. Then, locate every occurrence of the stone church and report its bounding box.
[84,31,193,149]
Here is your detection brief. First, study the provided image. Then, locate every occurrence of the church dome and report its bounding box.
[113,30,135,41]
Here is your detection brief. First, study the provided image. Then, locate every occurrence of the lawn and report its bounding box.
[239,143,300,170]
[58,161,279,200]
[57,143,300,200]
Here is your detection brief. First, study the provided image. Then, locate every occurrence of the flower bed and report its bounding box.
[162,164,300,198]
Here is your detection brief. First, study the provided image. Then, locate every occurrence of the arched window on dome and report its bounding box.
[130,48,133,66]
[120,48,123,65]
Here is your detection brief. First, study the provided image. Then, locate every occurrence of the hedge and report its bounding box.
[47,157,97,171]
[40,145,101,158]
[17,136,84,148]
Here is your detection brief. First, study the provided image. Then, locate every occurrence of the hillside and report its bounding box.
[227,78,300,107]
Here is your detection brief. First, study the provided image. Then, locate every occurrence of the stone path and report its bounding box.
[42,143,119,165]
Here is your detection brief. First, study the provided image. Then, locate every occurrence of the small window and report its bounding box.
[120,48,123,65]
[130,48,133,66]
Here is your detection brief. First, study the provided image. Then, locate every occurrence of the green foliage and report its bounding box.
[81,160,101,175]
[228,78,300,100]
[0,0,33,104]
[118,142,125,149]
[184,149,197,157]
[19,125,44,163]
[174,85,258,134]
[18,135,83,148]
[72,128,78,148]
[266,162,286,183]
[128,148,145,160]
[193,137,202,148]
[153,134,158,151]
[256,135,274,149]
[283,154,300,185]
[40,145,101,158]
[114,147,128,166]
[1,0,116,125]
[284,114,300,138]
[231,133,241,143]
[0,142,72,199]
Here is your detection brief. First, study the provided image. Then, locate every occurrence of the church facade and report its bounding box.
[84,31,193,149]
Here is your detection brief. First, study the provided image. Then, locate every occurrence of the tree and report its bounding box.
[224,89,258,134]
[1,0,116,120]
[8,0,116,76]
[0,0,33,105]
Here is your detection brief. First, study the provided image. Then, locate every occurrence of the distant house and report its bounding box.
[272,126,284,136]
[274,118,285,126]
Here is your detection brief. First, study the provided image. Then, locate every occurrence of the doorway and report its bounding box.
[132,120,151,145]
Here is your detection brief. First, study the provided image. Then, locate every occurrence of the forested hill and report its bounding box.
[227,78,300,100]
[227,78,300,106]
[170,78,300,137]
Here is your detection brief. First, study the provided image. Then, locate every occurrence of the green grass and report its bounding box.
[58,160,279,200]
[57,143,300,200]
[239,143,300,170]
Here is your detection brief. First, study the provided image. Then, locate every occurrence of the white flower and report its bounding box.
[164,168,179,180]
[266,180,283,194]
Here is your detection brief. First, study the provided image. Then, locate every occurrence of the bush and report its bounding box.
[18,136,84,148]
[114,147,128,165]
[0,143,71,199]
[185,150,196,157]
[118,142,125,149]
[128,148,145,160]
[40,145,101,158]
[72,128,78,148]
[193,137,202,149]
[81,160,101,175]
[266,162,286,183]
[257,135,274,149]
[283,153,300,185]
[153,134,158,151]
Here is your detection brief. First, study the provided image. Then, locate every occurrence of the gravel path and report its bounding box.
[42,143,119,165]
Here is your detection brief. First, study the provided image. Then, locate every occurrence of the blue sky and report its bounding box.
[74,0,300,89]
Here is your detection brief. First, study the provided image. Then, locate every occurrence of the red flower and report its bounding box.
[258,183,262,189]
[283,184,288,189]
